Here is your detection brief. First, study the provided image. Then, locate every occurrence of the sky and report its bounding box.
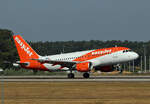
[0,0,150,41]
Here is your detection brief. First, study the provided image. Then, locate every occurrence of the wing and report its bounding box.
[31,58,80,68]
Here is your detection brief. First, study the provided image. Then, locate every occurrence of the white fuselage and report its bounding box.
[41,49,139,71]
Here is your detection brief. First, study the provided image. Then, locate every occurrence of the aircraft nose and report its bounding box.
[133,52,139,60]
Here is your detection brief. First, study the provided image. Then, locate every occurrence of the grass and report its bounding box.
[1,82,150,104]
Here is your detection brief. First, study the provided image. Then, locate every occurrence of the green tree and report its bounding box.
[0,29,17,68]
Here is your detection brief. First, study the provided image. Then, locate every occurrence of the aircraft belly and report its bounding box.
[43,63,61,70]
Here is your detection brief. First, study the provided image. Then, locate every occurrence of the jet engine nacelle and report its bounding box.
[76,62,92,72]
[95,65,114,72]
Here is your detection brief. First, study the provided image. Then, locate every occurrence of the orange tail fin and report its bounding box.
[13,35,39,61]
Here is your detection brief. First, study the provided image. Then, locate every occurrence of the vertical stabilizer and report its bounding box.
[13,35,39,61]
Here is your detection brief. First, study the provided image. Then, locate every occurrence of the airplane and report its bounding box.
[12,35,139,78]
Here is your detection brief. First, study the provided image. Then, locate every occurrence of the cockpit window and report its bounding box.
[123,49,132,53]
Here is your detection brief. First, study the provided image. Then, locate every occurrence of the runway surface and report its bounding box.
[1,76,150,82]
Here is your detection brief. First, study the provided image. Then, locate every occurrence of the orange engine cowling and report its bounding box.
[76,62,92,72]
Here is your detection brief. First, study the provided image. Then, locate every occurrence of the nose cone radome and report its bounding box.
[133,52,139,60]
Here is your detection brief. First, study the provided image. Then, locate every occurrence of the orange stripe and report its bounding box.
[73,47,129,62]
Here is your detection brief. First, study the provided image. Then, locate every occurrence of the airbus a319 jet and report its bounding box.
[13,35,139,78]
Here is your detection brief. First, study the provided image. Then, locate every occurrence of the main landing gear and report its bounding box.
[68,67,90,78]
[67,72,90,78]
[68,68,75,78]
[83,72,90,78]
[67,73,75,78]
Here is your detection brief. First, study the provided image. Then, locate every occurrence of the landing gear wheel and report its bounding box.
[119,69,123,74]
[83,73,90,78]
[68,73,75,78]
